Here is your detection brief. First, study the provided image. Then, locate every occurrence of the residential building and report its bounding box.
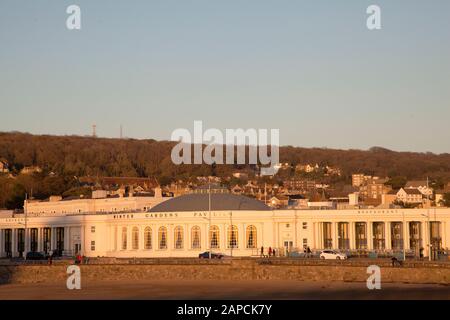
[359,178,391,200]
[0,160,9,173]
[24,188,171,215]
[396,188,423,204]
[20,166,42,175]
[283,179,315,191]
[405,180,433,198]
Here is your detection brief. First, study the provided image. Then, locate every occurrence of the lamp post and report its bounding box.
[208,183,211,260]
[421,211,431,261]
[402,211,406,262]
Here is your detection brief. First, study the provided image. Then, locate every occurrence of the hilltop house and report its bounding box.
[0,159,9,173]
[405,180,433,198]
[396,188,423,204]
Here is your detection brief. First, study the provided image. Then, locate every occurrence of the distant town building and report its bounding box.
[359,177,391,201]
[78,176,158,191]
[295,163,319,173]
[405,180,433,198]
[0,159,9,173]
[20,166,42,175]
[396,188,423,204]
[283,179,315,191]
[325,165,341,176]
[24,188,170,215]
[352,174,373,187]
[268,195,289,208]
[435,191,446,207]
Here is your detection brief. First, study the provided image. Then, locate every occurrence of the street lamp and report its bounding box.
[208,183,211,260]
[420,211,431,261]
[402,211,406,262]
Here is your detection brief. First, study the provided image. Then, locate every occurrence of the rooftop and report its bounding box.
[150,193,271,212]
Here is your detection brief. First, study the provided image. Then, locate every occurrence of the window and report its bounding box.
[303,238,308,249]
[144,227,152,250]
[227,225,238,249]
[91,241,95,251]
[246,225,257,249]
[132,227,139,250]
[191,226,201,249]
[121,227,127,250]
[209,226,220,249]
[302,222,308,230]
[174,226,184,249]
[158,226,167,250]
[91,226,95,233]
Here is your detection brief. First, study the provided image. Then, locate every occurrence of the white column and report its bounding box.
[404,221,410,250]
[274,222,279,249]
[127,226,132,252]
[239,223,245,251]
[312,222,316,249]
[317,222,322,249]
[0,229,4,257]
[12,229,17,257]
[331,222,337,249]
[349,222,355,250]
[51,227,56,251]
[37,228,43,252]
[420,221,427,256]
[80,225,86,255]
[139,225,144,252]
[441,222,447,249]
[203,223,208,251]
[385,222,391,250]
[116,225,121,251]
[367,222,373,250]
[221,224,226,252]
[167,225,172,253]
[64,227,70,254]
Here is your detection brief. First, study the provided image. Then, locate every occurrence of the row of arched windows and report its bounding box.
[120,225,257,250]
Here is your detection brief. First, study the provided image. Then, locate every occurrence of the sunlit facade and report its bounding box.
[0,194,449,259]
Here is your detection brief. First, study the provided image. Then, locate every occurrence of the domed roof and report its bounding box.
[150,193,271,212]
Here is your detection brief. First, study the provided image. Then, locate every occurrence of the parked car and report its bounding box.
[198,251,223,259]
[320,250,347,260]
[25,252,47,260]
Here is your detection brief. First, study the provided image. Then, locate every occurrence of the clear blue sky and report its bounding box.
[1,0,449,153]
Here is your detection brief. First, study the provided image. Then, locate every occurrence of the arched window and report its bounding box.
[158,226,167,250]
[121,227,127,250]
[132,227,139,250]
[191,226,201,249]
[144,227,152,250]
[227,225,238,249]
[174,226,184,249]
[209,226,220,249]
[246,225,257,249]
